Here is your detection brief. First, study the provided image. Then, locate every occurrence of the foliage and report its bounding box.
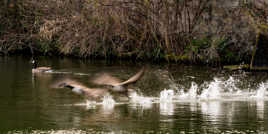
[1,0,267,65]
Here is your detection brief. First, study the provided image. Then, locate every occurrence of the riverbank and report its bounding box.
[0,0,267,65]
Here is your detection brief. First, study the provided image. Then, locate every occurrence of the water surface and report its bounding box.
[0,56,268,133]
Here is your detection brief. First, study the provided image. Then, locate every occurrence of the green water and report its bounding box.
[0,56,268,134]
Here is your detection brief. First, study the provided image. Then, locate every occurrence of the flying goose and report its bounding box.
[92,67,145,93]
[57,79,110,101]
[32,60,52,73]
[54,67,145,101]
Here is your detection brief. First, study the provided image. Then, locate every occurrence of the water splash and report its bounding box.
[178,82,198,99]
[168,76,267,101]
[158,89,175,115]
[253,82,267,99]
[188,82,198,98]
[200,78,221,100]
[129,92,153,103]
[223,76,239,93]
[79,76,268,110]
[102,94,116,110]
[159,89,174,102]
[129,92,153,109]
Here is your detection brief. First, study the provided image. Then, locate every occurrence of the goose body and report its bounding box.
[57,79,110,101]
[54,68,145,101]
[32,60,52,73]
[32,67,52,73]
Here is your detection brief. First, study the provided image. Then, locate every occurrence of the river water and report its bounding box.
[0,56,268,134]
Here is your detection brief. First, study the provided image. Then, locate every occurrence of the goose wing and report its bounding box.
[92,73,122,86]
[117,67,144,86]
[91,67,144,92]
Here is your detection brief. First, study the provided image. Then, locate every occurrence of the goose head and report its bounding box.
[32,59,37,69]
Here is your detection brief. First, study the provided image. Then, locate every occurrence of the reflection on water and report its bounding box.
[160,102,174,116]
[255,82,267,98]
[200,101,222,122]
[256,101,264,120]
[1,56,268,133]
[159,90,175,116]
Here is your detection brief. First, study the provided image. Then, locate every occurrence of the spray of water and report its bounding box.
[129,92,154,109]
[199,78,221,100]
[130,92,149,103]
[158,89,175,115]
[84,94,116,109]
[76,76,268,111]
[102,94,116,109]
[223,76,239,93]
[159,89,174,102]
[253,82,267,99]
[178,82,198,99]
[174,77,268,101]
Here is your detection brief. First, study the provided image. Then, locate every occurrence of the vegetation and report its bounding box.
[0,0,267,65]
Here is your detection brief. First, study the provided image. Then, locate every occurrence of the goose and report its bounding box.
[32,59,52,73]
[55,68,145,101]
[92,67,145,94]
[56,79,110,101]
